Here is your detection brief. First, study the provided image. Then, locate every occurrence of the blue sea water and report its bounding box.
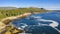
[12,11,60,34]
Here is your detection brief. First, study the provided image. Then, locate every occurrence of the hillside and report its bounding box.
[0,7,17,10]
[0,7,47,20]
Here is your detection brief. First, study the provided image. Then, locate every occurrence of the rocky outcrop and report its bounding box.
[0,13,31,33]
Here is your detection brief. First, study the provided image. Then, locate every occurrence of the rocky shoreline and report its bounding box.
[0,13,31,33]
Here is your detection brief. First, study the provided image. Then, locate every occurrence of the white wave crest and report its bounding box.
[31,16,42,19]
[37,19,59,27]
[37,19,60,32]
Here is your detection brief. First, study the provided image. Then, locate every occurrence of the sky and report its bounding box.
[0,0,60,10]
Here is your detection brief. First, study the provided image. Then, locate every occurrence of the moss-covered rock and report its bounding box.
[1,26,23,34]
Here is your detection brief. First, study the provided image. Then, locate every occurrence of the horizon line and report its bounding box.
[0,6,60,10]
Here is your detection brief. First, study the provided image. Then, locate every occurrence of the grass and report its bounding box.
[0,8,47,21]
[0,7,48,34]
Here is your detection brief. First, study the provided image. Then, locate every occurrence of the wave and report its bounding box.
[37,18,60,32]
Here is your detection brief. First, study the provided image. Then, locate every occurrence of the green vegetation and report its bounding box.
[0,7,47,20]
[0,7,48,34]
[0,26,23,34]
